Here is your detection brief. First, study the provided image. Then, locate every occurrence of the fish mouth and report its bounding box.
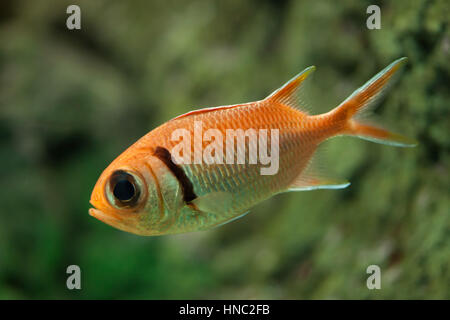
[89,207,121,226]
[89,207,145,235]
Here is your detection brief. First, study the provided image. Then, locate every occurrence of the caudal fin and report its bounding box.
[332,57,417,147]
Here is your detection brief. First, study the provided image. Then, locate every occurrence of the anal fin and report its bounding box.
[287,175,350,191]
[286,159,350,192]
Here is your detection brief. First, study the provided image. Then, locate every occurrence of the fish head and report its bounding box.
[89,150,168,236]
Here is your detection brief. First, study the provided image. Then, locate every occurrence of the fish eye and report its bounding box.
[108,170,141,208]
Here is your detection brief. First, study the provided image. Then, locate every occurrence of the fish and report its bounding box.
[89,57,416,236]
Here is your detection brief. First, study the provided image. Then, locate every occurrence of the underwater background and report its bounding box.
[0,0,448,299]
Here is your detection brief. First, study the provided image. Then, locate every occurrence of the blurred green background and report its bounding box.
[0,0,448,299]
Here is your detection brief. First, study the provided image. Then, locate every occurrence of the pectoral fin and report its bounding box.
[209,211,250,229]
[190,191,234,215]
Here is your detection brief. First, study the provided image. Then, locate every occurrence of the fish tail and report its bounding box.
[330,57,417,147]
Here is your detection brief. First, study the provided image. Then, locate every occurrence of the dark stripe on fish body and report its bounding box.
[153,146,197,203]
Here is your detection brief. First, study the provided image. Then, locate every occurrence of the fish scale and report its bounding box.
[141,101,316,218]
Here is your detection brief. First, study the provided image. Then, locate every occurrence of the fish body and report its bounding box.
[89,58,416,236]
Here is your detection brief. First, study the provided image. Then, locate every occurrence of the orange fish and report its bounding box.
[89,57,416,235]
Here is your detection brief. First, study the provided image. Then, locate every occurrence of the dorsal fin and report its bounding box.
[172,65,315,121]
[172,103,250,121]
[265,66,315,112]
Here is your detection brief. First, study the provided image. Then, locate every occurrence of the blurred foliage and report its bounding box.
[0,0,448,299]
